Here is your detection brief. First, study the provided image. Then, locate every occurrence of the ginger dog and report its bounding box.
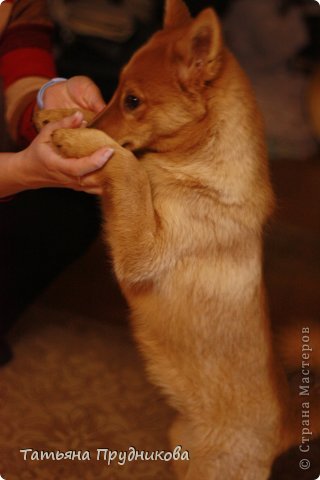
[36,1,320,478]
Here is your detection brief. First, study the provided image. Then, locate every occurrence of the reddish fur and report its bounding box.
[95,4,282,478]
[37,0,320,477]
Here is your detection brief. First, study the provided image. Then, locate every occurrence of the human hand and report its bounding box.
[16,112,113,195]
[42,76,106,113]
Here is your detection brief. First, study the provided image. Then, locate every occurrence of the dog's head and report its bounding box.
[92,0,224,155]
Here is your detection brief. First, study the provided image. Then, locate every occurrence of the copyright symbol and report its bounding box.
[299,459,310,470]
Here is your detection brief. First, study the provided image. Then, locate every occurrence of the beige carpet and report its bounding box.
[0,239,175,480]
[1,159,320,479]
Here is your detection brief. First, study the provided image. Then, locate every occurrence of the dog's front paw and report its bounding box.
[51,128,118,158]
[34,108,96,131]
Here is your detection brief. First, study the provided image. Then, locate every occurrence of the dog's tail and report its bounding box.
[274,318,320,451]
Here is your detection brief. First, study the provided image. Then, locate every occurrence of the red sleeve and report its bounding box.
[18,99,38,147]
[0,24,56,89]
[0,21,57,145]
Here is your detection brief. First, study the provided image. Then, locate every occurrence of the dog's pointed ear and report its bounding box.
[164,0,191,29]
[174,8,223,88]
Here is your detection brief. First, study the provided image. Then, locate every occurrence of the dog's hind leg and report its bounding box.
[184,443,274,480]
[169,415,192,479]
[171,417,278,480]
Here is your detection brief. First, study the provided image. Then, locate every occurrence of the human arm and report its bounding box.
[0,0,56,144]
[0,0,106,146]
[0,112,113,198]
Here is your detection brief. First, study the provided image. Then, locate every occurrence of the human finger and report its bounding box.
[57,146,114,178]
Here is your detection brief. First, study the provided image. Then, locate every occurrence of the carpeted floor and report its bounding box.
[0,239,176,479]
[0,159,320,479]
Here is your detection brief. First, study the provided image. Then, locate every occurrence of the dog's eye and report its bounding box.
[124,94,141,111]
